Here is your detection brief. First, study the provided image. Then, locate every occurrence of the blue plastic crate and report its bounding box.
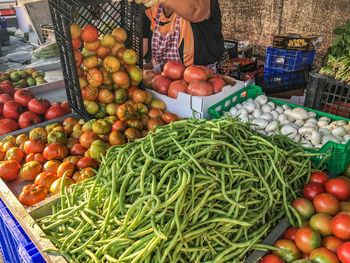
[265,46,315,72]
[0,199,45,263]
[254,67,309,94]
[0,18,7,30]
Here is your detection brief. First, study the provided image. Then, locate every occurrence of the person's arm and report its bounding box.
[143,38,149,57]
[163,0,211,23]
[142,8,152,58]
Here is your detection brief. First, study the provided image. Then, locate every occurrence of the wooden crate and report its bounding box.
[0,179,66,262]
[0,114,82,262]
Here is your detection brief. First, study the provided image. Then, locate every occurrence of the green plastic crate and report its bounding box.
[208,85,350,174]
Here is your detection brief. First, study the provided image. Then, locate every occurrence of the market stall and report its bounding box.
[0,0,349,262]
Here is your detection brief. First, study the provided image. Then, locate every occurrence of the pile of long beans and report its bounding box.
[39,117,315,263]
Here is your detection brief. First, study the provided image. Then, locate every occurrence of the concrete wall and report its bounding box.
[219,0,350,67]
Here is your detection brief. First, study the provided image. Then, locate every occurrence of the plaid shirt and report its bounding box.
[151,4,182,66]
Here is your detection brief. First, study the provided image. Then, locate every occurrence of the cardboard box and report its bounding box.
[146,76,245,119]
[273,34,323,51]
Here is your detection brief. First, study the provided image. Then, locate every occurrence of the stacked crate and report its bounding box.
[256,46,316,94]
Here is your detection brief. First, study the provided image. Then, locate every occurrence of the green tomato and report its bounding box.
[114,89,128,104]
[105,116,118,125]
[47,130,67,144]
[94,103,107,119]
[92,119,111,135]
[84,100,99,115]
[89,140,106,160]
[45,123,61,133]
[106,103,119,116]
[82,119,97,132]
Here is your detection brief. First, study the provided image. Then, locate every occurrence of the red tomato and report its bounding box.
[283,227,299,241]
[80,25,99,43]
[313,193,340,216]
[198,65,214,79]
[292,198,315,220]
[187,80,214,96]
[331,212,350,240]
[0,94,13,104]
[112,120,128,132]
[162,61,185,80]
[208,77,226,93]
[295,228,321,254]
[167,80,188,99]
[43,160,61,174]
[25,153,46,165]
[0,84,15,96]
[56,161,75,178]
[322,236,344,252]
[18,111,41,129]
[0,160,20,181]
[0,119,18,136]
[260,254,284,263]
[45,104,67,120]
[303,182,325,200]
[310,213,333,237]
[76,156,98,169]
[2,101,23,119]
[43,143,68,160]
[183,65,208,83]
[27,98,50,115]
[34,172,57,192]
[161,113,179,124]
[61,102,72,114]
[18,184,47,206]
[273,239,301,262]
[23,139,45,155]
[79,131,99,149]
[310,171,329,185]
[14,89,34,107]
[325,178,350,201]
[70,144,87,156]
[337,242,350,263]
[310,247,339,263]
[151,75,172,95]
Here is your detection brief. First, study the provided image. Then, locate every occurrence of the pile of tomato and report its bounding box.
[70,23,179,138]
[261,171,350,263]
[143,61,228,98]
[0,87,179,206]
[0,116,101,206]
[71,24,144,118]
[0,81,71,135]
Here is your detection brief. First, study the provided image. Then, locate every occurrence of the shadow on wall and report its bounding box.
[219,0,350,68]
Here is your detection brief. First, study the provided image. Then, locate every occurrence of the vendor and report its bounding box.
[142,0,225,72]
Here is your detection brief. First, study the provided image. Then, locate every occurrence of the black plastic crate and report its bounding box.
[224,40,238,59]
[218,57,257,80]
[48,0,143,121]
[304,71,350,118]
[255,67,310,95]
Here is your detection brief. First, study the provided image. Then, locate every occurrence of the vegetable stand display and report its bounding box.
[37,117,314,262]
[209,85,350,174]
